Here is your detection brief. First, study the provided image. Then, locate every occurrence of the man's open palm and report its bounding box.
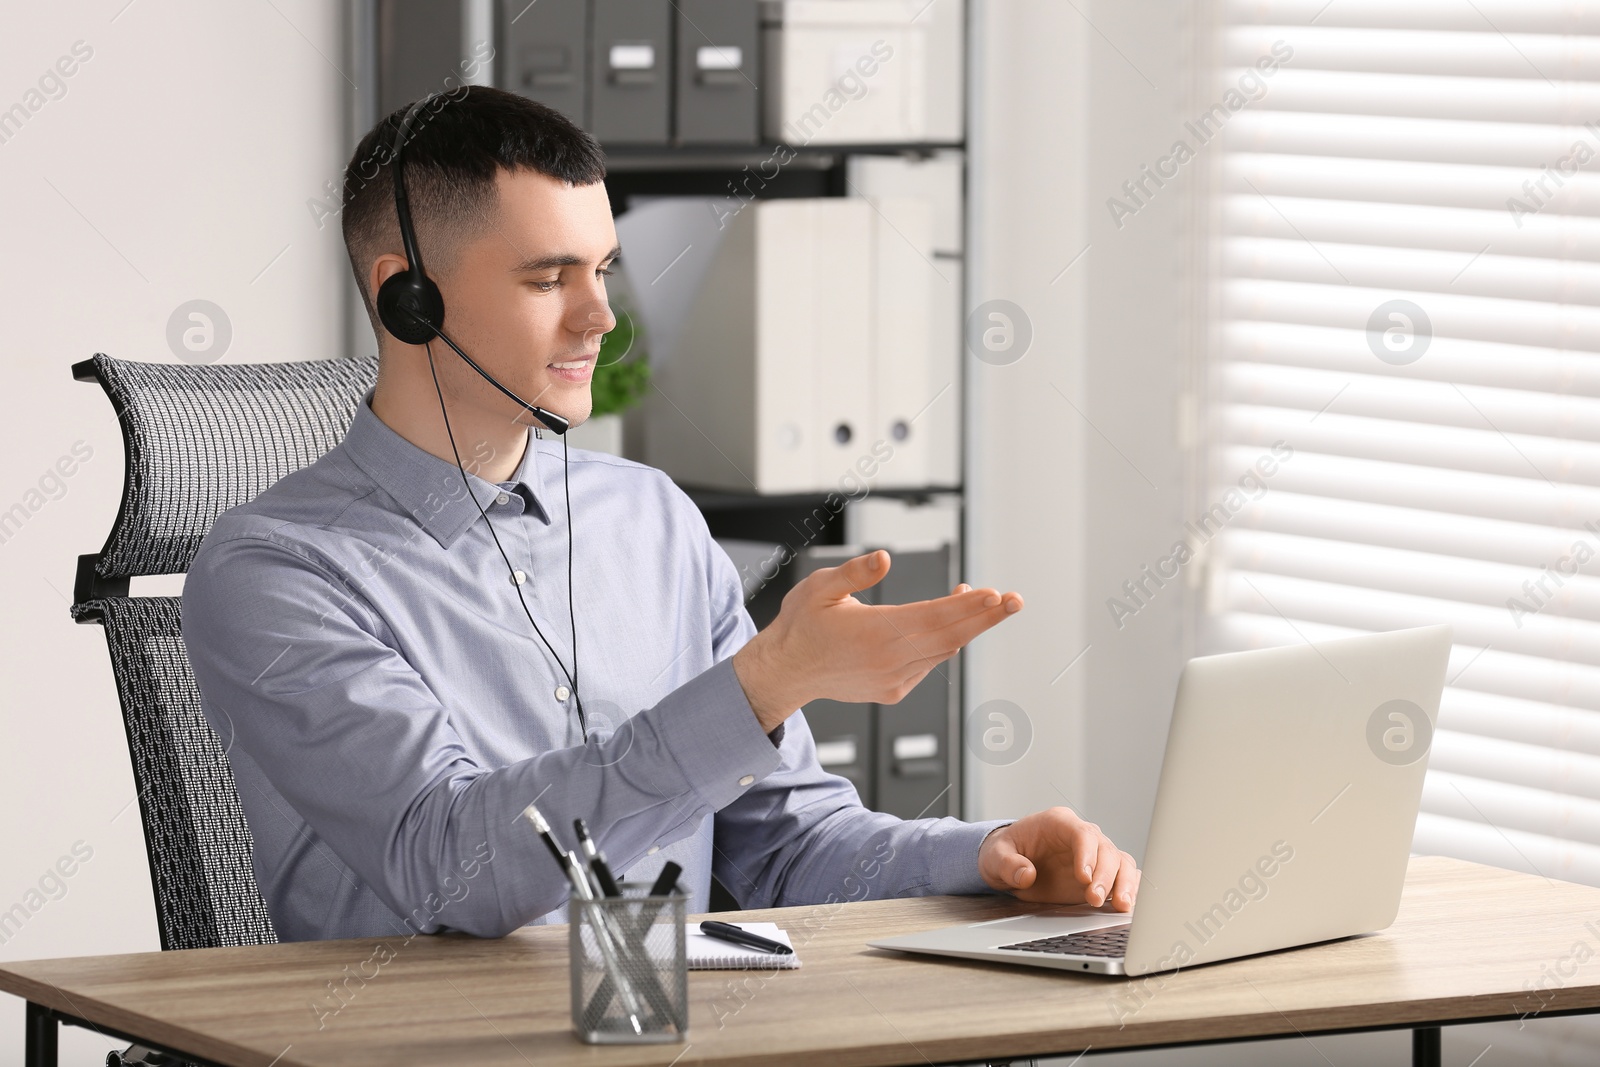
[733,550,1023,731]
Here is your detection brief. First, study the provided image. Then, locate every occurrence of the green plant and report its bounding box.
[590,306,651,417]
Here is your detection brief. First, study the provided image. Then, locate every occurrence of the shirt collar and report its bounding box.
[341,388,551,548]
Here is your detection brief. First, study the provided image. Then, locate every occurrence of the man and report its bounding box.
[182,86,1138,942]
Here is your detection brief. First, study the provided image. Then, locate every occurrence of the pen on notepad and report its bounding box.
[699,920,794,955]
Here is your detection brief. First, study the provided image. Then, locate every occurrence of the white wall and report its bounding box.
[0,3,349,1064]
[964,1,1195,854]
[1076,3,1203,862]
[963,0,1094,824]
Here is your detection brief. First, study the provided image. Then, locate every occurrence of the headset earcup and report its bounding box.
[376,271,446,345]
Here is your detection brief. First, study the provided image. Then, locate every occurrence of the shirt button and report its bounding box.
[495,492,510,506]
[646,845,659,855]
[738,774,755,787]
[511,569,527,585]
[555,685,570,701]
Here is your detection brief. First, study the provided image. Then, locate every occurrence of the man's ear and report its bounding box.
[369,252,411,306]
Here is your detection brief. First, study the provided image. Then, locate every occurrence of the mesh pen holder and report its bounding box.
[569,885,688,1043]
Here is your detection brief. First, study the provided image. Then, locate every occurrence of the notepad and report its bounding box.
[685,922,801,970]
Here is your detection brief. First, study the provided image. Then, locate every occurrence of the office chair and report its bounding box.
[67,352,377,1065]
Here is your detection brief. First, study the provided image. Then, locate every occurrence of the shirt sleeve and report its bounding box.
[182,525,784,939]
[700,530,1012,907]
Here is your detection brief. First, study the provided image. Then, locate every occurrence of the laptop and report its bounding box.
[870,624,1452,978]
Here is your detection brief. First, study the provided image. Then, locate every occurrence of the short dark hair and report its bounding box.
[341,86,607,332]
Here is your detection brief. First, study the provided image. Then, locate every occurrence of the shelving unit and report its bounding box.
[364,0,970,823]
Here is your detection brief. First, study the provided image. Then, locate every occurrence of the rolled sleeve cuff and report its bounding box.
[657,657,785,812]
[929,817,1015,896]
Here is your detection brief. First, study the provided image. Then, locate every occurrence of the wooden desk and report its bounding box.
[4,856,1599,1067]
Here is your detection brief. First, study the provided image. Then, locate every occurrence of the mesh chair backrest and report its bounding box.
[90,597,278,950]
[71,355,378,951]
[82,353,378,579]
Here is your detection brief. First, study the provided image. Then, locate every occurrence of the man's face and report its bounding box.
[428,168,618,429]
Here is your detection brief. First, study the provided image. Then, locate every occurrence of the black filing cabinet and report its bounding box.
[589,0,673,143]
[499,0,588,127]
[378,0,463,116]
[673,0,761,144]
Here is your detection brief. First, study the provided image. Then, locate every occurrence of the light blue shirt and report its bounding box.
[181,390,1005,942]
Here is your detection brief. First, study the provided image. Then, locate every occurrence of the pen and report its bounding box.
[573,817,621,898]
[647,861,682,897]
[614,860,683,949]
[522,804,647,1034]
[523,802,578,880]
[699,920,794,956]
[520,803,601,915]
[627,861,683,941]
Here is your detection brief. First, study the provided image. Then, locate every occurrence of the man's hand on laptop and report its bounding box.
[977,808,1140,911]
[733,549,1024,733]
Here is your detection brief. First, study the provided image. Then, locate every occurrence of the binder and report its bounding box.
[628,197,941,495]
[847,152,965,488]
[499,0,588,126]
[865,195,934,489]
[674,0,761,144]
[591,0,673,143]
[928,257,963,489]
[760,199,875,493]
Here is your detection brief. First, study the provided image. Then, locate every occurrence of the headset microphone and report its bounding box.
[407,314,571,436]
[377,94,587,737]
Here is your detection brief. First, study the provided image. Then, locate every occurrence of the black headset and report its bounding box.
[376,94,588,737]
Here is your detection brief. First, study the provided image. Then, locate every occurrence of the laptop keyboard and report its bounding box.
[997,923,1131,958]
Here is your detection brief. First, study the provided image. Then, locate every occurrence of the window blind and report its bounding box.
[1206,1,1600,890]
